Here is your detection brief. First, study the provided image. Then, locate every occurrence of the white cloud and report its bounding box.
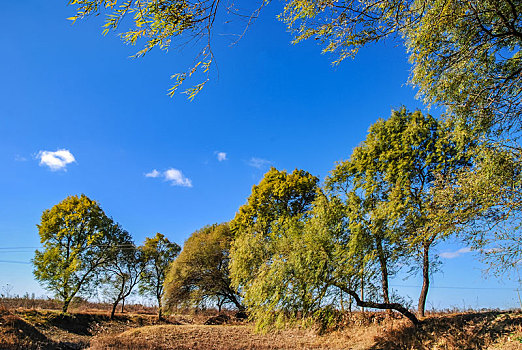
[216,152,227,162]
[14,155,27,162]
[439,247,472,259]
[145,169,161,178]
[37,149,75,171]
[145,168,192,187]
[164,168,192,187]
[248,157,271,169]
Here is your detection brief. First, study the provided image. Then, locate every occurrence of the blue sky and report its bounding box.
[0,1,519,309]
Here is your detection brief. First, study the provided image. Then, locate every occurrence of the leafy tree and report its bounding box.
[33,194,124,313]
[68,0,522,135]
[229,167,319,290]
[102,235,145,319]
[163,223,242,312]
[430,142,522,277]
[232,192,420,331]
[327,167,408,309]
[284,0,522,136]
[140,233,181,319]
[328,108,470,317]
[231,167,319,234]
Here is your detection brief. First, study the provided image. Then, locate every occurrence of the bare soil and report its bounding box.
[1,307,522,350]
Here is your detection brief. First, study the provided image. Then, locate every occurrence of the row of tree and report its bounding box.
[33,107,521,327]
[162,108,521,330]
[33,194,180,318]
[58,0,522,330]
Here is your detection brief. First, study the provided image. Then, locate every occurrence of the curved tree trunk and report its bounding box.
[334,283,420,326]
[418,242,430,317]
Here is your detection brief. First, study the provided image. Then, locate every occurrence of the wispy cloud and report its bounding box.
[37,149,75,171]
[439,247,472,259]
[248,157,271,169]
[216,152,227,162]
[145,168,192,187]
[145,169,161,178]
[14,155,27,162]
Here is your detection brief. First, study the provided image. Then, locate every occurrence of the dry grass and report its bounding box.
[87,310,522,350]
[0,306,58,350]
[369,311,522,350]
[0,297,157,315]
[89,325,341,350]
[1,306,522,350]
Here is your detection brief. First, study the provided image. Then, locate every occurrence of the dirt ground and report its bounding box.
[1,307,522,350]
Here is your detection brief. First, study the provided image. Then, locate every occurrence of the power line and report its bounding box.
[390,284,516,290]
[0,260,31,265]
[0,245,139,250]
[0,247,40,250]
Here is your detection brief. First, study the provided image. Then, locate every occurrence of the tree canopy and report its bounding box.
[229,167,319,290]
[284,0,522,135]
[327,108,471,316]
[33,194,125,313]
[430,142,522,278]
[163,222,243,312]
[140,232,181,319]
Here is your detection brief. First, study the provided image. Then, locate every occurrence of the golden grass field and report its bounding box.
[1,304,522,349]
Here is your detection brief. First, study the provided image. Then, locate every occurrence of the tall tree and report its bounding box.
[328,108,470,317]
[102,235,145,319]
[33,194,123,313]
[163,223,242,312]
[140,233,181,319]
[230,191,421,331]
[327,150,410,308]
[229,167,319,291]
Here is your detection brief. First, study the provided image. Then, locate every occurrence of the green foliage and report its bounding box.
[237,194,356,331]
[33,194,124,313]
[163,223,242,312]
[229,167,319,291]
[67,0,266,98]
[327,108,470,316]
[283,0,522,135]
[140,232,180,318]
[231,167,319,234]
[282,0,413,63]
[405,0,522,136]
[431,141,522,277]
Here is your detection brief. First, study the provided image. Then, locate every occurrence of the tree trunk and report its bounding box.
[360,272,365,313]
[335,283,420,326]
[217,298,223,313]
[225,290,245,312]
[376,239,390,304]
[121,298,125,313]
[62,298,71,314]
[418,242,430,317]
[111,300,119,319]
[157,296,163,320]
